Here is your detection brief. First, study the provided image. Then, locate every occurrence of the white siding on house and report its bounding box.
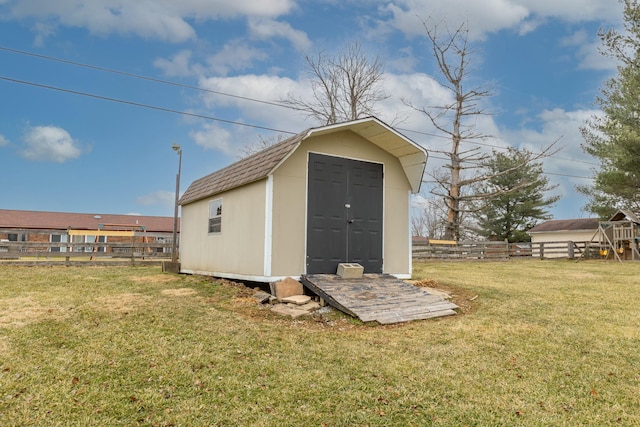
[529,230,597,244]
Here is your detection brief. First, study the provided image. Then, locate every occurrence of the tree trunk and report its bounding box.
[444,93,464,241]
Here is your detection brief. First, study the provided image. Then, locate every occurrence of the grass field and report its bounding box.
[1,260,639,426]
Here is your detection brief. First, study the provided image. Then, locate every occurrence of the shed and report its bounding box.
[528,218,600,242]
[178,117,428,282]
[527,218,599,258]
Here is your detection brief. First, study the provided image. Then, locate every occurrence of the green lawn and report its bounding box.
[1,260,639,426]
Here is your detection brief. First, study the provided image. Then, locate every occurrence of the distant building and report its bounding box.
[0,209,177,254]
[527,218,599,258]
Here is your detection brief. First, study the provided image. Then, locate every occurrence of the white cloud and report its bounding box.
[500,107,599,203]
[32,21,56,47]
[205,40,269,76]
[0,134,8,147]
[379,0,530,41]
[157,38,296,78]
[248,18,312,51]
[377,0,623,41]
[154,50,202,78]
[136,190,175,208]
[561,29,617,71]
[198,74,305,127]
[189,123,236,155]
[519,0,621,25]
[21,125,86,162]
[561,29,588,47]
[5,0,297,43]
[191,70,495,157]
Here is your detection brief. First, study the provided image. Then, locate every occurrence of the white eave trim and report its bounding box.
[301,117,428,194]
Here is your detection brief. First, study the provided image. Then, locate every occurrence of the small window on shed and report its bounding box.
[209,199,222,233]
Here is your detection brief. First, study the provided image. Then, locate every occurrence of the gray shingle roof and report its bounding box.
[528,218,599,233]
[179,130,306,205]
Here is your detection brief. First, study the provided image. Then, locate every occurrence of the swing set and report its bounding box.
[593,210,640,262]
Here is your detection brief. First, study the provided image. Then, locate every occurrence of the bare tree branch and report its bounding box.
[409,17,560,240]
[282,41,388,125]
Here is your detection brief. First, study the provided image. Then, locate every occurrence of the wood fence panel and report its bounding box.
[412,240,599,260]
[0,227,176,263]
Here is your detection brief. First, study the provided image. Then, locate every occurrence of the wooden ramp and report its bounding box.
[301,274,458,325]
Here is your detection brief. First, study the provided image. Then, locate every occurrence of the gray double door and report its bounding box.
[306,153,383,274]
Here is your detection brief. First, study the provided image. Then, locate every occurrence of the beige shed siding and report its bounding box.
[530,230,598,259]
[180,180,266,275]
[529,230,597,244]
[269,130,411,277]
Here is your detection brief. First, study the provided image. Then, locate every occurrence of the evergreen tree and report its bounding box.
[579,0,640,218]
[473,148,559,243]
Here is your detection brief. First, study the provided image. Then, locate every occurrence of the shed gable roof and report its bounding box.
[179,117,427,206]
[179,131,306,206]
[528,218,599,233]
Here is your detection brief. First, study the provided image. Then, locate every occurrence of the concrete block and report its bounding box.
[273,277,304,300]
[281,295,312,305]
[271,304,309,319]
[337,263,363,279]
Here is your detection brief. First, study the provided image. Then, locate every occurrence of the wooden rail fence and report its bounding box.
[0,228,176,265]
[412,240,602,260]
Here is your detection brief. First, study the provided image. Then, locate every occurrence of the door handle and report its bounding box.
[348,219,354,224]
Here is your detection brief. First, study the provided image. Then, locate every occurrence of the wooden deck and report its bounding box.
[301,274,458,324]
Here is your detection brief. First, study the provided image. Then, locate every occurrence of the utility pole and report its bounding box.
[171,142,182,265]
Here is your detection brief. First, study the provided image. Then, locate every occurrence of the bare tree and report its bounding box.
[408,18,558,240]
[238,134,288,158]
[285,41,389,125]
[411,197,446,238]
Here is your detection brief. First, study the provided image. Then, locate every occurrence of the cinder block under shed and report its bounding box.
[336,263,364,279]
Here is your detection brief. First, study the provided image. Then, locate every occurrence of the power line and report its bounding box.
[0,45,599,172]
[0,75,297,135]
[399,126,599,167]
[0,73,596,181]
[2,45,600,169]
[1,72,595,182]
[544,171,593,179]
[0,45,293,110]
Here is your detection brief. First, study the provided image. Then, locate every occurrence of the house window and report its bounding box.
[209,199,222,233]
[70,235,106,252]
[50,234,68,253]
[155,236,170,253]
[86,235,107,252]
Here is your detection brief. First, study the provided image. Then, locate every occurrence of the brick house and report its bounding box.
[0,209,178,255]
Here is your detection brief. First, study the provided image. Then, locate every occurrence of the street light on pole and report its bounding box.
[171,142,182,265]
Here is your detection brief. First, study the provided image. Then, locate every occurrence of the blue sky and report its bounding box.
[0,0,624,219]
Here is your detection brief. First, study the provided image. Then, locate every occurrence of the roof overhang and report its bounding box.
[609,209,640,223]
[302,117,428,193]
